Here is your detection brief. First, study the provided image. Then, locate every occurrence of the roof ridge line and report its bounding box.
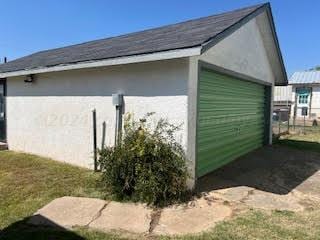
[10,3,266,57]
[201,3,269,52]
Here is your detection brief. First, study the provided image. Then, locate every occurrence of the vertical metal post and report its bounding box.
[114,106,123,146]
[118,106,122,144]
[112,93,123,146]
[278,111,281,135]
[115,106,119,145]
[278,112,281,135]
[309,87,313,119]
[287,109,290,133]
[264,85,272,145]
[294,88,297,131]
[304,115,306,135]
[92,109,98,171]
[101,121,106,150]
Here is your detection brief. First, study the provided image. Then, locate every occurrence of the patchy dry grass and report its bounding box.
[0,151,116,239]
[284,131,320,143]
[277,131,320,153]
[0,151,108,229]
[1,150,320,239]
[166,209,320,240]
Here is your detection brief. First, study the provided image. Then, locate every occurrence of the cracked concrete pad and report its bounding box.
[294,171,320,201]
[212,186,255,202]
[243,190,304,212]
[28,196,107,228]
[89,201,152,234]
[153,198,232,235]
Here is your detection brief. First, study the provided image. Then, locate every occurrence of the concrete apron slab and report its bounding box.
[28,189,311,236]
[211,186,255,202]
[28,196,107,228]
[89,201,152,234]
[29,197,153,234]
[29,196,233,236]
[152,197,232,236]
[288,168,320,202]
[243,190,305,212]
[208,187,305,212]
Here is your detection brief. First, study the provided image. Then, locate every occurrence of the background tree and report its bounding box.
[309,65,320,71]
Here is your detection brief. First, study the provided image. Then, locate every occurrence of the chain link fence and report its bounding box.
[291,107,320,134]
[272,108,290,136]
[273,107,320,136]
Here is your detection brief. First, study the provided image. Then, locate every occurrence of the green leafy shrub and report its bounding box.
[98,112,188,206]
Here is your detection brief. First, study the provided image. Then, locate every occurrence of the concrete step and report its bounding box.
[0,142,8,151]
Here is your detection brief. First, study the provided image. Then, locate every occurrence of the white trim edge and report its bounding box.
[0,47,202,78]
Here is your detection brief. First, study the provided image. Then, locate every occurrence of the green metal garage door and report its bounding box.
[197,68,268,178]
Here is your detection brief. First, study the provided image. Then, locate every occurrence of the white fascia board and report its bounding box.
[0,47,201,78]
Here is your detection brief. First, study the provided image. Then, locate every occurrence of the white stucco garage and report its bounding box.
[0,3,287,188]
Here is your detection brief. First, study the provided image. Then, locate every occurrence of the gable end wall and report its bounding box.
[187,15,276,189]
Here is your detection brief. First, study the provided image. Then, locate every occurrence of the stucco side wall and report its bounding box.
[6,59,189,168]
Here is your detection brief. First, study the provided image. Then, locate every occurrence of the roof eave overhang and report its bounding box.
[289,83,320,86]
[0,47,202,78]
[265,4,288,86]
[0,3,288,84]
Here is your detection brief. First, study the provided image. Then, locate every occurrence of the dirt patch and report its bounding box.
[197,145,320,212]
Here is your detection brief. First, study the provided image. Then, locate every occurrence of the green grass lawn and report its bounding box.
[1,147,320,239]
[170,210,320,240]
[277,131,320,153]
[0,151,122,239]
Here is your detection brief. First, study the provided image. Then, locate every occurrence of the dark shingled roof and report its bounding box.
[0,4,265,73]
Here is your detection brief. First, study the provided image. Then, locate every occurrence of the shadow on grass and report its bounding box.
[0,215,85,240]
[276,138,320,153]
[197,141,320,196]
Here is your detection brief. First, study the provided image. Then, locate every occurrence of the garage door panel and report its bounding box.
[198,122,264,137]
[198,140,263,177]
[199,134,263,155]
[201,73,264,92]
[198,129,264,148]
[198,115,264,131]
[200,89,264,99]
[197,69,266,178]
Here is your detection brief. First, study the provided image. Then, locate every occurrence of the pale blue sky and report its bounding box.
[1,0,319,76]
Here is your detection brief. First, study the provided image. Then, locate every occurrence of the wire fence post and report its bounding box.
[287,112,290,133]
[92,109,98,172]
[278,111,281,135]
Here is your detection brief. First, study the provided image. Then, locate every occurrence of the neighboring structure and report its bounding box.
[0,3,287,188]
[274,85,292,108]
[273,85,292,121]
[289,71,320,120]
